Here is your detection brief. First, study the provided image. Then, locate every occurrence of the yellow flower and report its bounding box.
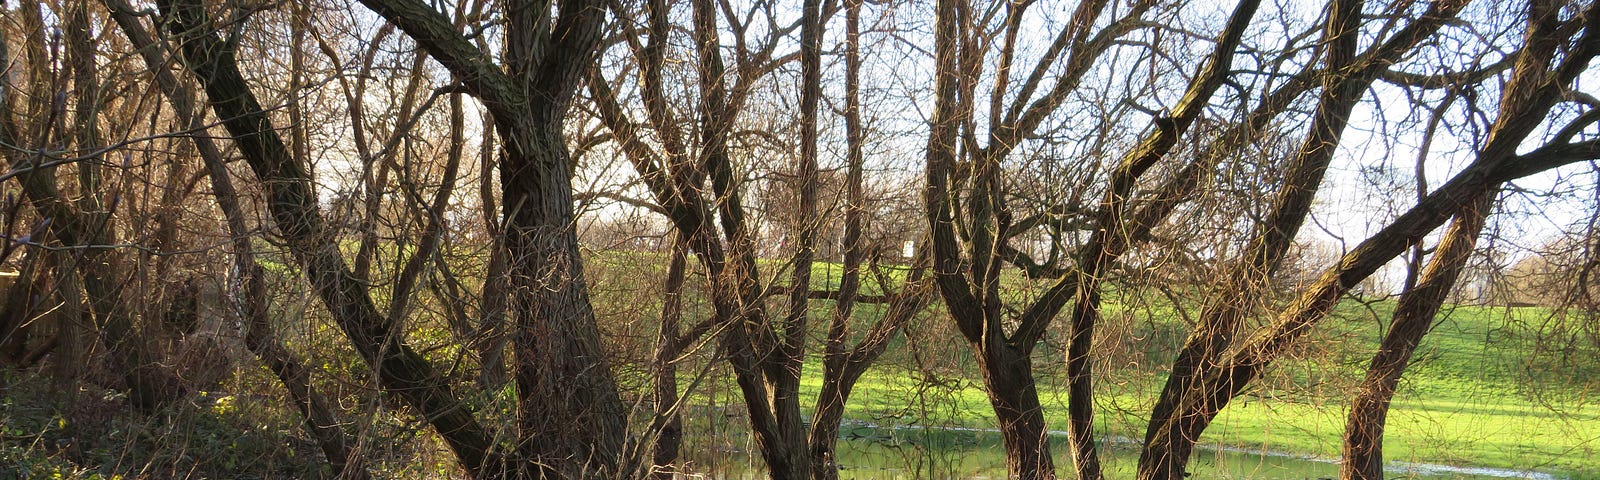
[212,395,237,415]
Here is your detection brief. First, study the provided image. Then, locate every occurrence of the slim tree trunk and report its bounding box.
[805,2,933,474]
[1341,194,1498,479]
[808,2,865,476]
[759,0,825,476]
[475,110,509,389]
[808,279,929,480]
[1054,2,1258,477]
[650,240,688,479]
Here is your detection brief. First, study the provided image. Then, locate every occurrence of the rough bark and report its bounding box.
[982,345,1055,479]
[1342,190,1496,480]
[503,122,626,478]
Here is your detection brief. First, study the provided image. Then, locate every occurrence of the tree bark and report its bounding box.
[347,0,624,473]
[1342,190,1496,480]
[502,120,627,478]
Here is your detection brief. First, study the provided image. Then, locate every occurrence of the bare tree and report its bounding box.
[101,1,368,475]
[920,0,1258,476]
[1,0,186,411]
[585,1,937,477]
[154,0,509,475]
[1141,1,1600,477]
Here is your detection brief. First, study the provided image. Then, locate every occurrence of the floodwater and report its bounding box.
[673,421,1561,479]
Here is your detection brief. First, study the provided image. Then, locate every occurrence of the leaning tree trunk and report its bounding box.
[1142,0,1590,476]
[158,0,503,474]
[1140,0,1371,474]
[1341,179,1498,479]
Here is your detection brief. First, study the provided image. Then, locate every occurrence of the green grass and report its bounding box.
[6,246,1598,478]
[584,248,1600,477]
[749,299,1600,478]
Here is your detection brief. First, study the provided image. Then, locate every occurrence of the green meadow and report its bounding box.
[3,250,1597,478]
[592,253,1600,478]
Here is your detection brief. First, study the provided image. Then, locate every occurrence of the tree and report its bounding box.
[1141,1,1600,477]
[584,1,935,478]
[7,0,1600,478]
[101,1,368,474]
[920,0,1259,476]
[1,0,186,411]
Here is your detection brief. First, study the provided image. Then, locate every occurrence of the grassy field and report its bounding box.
[4,249,1599,478]
[594,252,1600,477]
[745,297,1600,478]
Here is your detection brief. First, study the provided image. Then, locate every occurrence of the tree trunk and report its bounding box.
[808,371,852,480]
[1342,191,1495,480]
[503,121,627,478]
[980,344,1057,480]
[808,4,863,476]
[649,241,688,479]
[722,336,812,480]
